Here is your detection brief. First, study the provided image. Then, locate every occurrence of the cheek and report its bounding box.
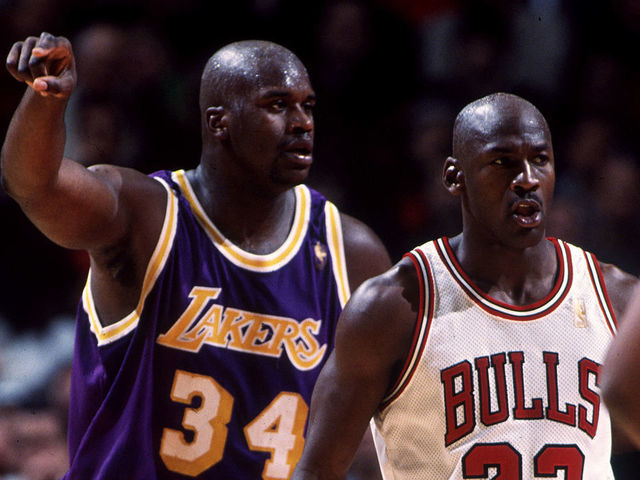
[541,172,555,202]
[466,177,505,206]
[253,120,284,148]
[231,127,277,159]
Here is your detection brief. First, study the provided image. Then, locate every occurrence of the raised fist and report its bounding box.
[6,32,76,99]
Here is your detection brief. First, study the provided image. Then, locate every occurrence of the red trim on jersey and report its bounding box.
[414,248,435,371]
[435,237,572,320]
[380,250,433,409]
[584,251,618,335]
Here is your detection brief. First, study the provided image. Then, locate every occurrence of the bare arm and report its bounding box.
[338,214,392,479]
[601,262,640,448]
[341,213,392,292]
[293,258,418,480]
[2,33,165,324]
[2,32,150,250]
[599,262,639,321]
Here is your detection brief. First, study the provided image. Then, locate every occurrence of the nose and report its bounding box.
[288,104,313,134]
[510,160,539,194]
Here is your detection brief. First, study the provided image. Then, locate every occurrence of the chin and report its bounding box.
[509,226,547,250]
[273,169,310,189]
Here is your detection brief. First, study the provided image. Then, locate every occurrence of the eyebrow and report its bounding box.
[260,89,316,101]
[485,142,550,153]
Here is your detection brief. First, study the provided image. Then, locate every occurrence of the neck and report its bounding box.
[187,164,296,254]
[448,233,557,306]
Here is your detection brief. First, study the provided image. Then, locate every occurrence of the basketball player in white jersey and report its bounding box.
[292,93,639,479]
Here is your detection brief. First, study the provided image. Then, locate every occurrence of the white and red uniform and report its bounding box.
[373,237,617,480]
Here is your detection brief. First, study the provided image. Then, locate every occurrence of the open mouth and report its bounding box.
[287,148,312,159]
[511,199,542,228]
[283,146,313,166]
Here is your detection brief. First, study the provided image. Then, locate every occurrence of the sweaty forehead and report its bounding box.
[471,104,544,137]
[454,95,551,154]
[216,46,309,90]
[262,52,308,86]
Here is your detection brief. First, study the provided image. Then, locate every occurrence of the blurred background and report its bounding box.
[0,0,639,478]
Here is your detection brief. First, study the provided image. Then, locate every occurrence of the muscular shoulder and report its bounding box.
[335,257,420,380]
[598,260,640,320]
[87,165,167,269]
[351,257,420,313]
[88,164,165,201]
[340,212,392,291]
[85,165,170,324]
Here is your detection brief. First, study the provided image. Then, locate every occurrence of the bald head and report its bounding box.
[452,93,551,160]
[199,40,309,112]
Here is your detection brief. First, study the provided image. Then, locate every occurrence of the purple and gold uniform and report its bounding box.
[64,170,350,479]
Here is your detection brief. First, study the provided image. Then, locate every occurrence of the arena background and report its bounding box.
[0,0,639,478]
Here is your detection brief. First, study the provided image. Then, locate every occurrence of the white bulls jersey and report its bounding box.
[372,237,617,480]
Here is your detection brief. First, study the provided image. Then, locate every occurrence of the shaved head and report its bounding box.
[442,92,556,250]
[199,40,309,112]
[452,93,551,161]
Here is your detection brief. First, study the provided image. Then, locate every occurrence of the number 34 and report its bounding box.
[159,370,308,479]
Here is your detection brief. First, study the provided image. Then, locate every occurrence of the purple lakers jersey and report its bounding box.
[64,170,350,479]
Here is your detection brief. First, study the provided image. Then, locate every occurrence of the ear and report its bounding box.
[442,156,464,196]
[205,106,228,140]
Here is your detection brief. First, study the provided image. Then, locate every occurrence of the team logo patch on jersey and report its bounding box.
[157,286,327,370]
[313,241,328,271]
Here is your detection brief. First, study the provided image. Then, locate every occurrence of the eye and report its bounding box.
[303,101,315,112]
[531,154,549,165]
[492,157,507,166]
[268,99,286,112]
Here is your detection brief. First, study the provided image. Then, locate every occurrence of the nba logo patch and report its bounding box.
[573,298,588,328]
[314,241,328,271]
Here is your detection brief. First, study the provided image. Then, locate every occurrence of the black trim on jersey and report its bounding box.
[462,442,523,479]
[441,360,476,446]
[475,353,509,427]
[578,357,601,438]
[435,237,572,321]
[509,351,545,420]
[584,251,618,335]
[533,443,585,478]
[380,249,434,409]
[543,351,577,427]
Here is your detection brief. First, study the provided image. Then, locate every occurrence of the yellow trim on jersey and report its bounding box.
[172,170,310,272]
[83,178,179,345]
[325,202,350,307]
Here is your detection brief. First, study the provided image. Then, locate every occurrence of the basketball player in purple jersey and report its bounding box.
[293,93,639,479]
[2,32,390,478]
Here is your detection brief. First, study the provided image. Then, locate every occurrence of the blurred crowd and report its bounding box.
[1,0,639,478]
